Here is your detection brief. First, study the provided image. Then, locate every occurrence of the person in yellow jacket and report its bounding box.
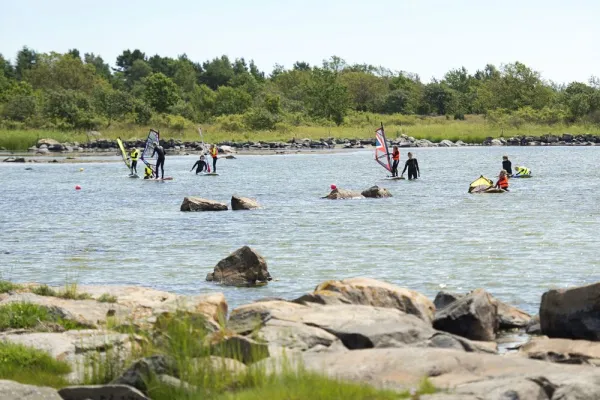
[143,163,154,179]
[514,166,531,177]
[129,147,139,175]
[209,144,218,173]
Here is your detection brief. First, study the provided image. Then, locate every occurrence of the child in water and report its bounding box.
[143,164,154,179]
[401,152,420,180]
[190,155,208,174]
[494,170,509,191]
[502,155,512,176]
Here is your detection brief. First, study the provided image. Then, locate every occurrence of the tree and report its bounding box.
[0,54,14,78]
[173,59,197,93]
[93,86,134,126]
[423,82,458,115]
[67,48,81,60]
[304,68,350,125]
[201,56,234,89]
[213,86,252,115]
[189,84,216,120]
[24,53,99,93]
[84,53,111,80]
[127,59,152,88]
[381,89,411,114]
[339,71,388,112]
[15,46,37,80]
[249,60,265,82]
[147,55,177,77]
[115,49,146,72]
[143,73,180,113]
[2,94,37,121]
[322,55,347,74]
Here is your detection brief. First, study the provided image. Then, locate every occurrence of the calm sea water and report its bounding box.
[1,147,599,315]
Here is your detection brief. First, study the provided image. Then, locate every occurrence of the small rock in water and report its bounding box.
[206,246,272,286]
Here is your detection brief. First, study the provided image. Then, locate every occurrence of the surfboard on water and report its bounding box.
[143,177,173,181]
[128,174,139,179]
[198,172,219,176]
[384,176,405,180]
[510,174,532,178]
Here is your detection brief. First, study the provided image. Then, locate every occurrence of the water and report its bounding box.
[2,147,599,315]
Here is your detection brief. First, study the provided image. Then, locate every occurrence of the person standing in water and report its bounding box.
[390,145,400,177]
[129,147,139,175]
[401,152,420,180]
[152,142,165,179]
[502,155,513,176]
[190,155,208,174]
[209,144,218,173]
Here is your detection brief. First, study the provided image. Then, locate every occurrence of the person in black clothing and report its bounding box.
[401,152,420,180]
[151,142,165,179]
[190,155,208,174]
[502,155,513,176]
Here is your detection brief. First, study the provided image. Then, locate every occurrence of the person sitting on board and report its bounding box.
[190,155,208,174]
[502,155,512,176]
[129,147,139,175]
[494,170,509,191]
[390,145,400,177]
[514,166,531,177]
[401,152,420,180]
[151,142,166,179]
[143,164,154,180]
[209,144,218,173]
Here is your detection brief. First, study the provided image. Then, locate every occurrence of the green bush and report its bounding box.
[216,114,246,132]
[0,280,20,293]
[0,302,50,330]
[31,284,57,297]
[97,293,117,303]
[243,108,279,130]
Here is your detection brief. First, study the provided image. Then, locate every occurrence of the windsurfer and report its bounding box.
[209,144,218,173]
[495,170,509,191]
[401,152,420,180]
[129,147,139,175]
[514,166,531,177]
[390,145,400,177]
[152,142,165,179]
[144,164,153,179]
[190,155,208,174]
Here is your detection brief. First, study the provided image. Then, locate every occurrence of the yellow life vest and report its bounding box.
[516,166,530,175]
[130,149,139,161]
[210,147,218,158]
[144,166,153,177]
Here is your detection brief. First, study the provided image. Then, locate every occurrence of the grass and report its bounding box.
[0,341,71,388]
[0,302,86,331]
[31,284,57,297]
[97,293,118,303]
[0,280,21,294]
[3,113,600,150]
[56,283,92,300]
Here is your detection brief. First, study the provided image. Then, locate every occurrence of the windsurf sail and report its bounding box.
[140,129,159,177]
[468,175,494,193]
[374,124,392,172]
[116,138,130,169]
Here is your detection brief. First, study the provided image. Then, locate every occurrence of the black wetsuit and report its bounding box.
[191,160,207,174]
[502,160,512,175]
[152,146,165,179]
[402,158,420,180]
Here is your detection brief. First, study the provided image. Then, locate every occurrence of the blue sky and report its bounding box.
[1,0,598,83]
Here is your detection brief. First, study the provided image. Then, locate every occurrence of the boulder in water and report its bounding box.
[231,196,260,210]
[361,186,392,198]
[323,188,363,199]
[206,246,272,286]
[180,197,228,212]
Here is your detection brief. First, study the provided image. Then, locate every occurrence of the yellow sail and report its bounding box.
[116,138,131,169]
[468,175,493,193]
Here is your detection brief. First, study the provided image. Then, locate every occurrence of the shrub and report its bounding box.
[216,114,246,132]
[97,293,117,303]
[0,280,20,293]
[31,284,57,297]
[243,108,279,130]
[0,302,50,330]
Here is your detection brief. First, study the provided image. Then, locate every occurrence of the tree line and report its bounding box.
[1,46,600,133]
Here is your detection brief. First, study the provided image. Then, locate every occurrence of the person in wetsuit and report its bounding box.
[209,144,218,173]
[151,142,165,179]
[401,152,420,180]
[495,169,509,191]
[390,145,400,177]
[190,155,208,174]
[129,147,139,175]
[502,155,512,176]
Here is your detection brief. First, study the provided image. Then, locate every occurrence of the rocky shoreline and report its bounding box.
[2,247,600,399]
[2,132,599,160]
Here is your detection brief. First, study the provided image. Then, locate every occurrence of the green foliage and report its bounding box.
[1,95,37,121]
[0,281,20,293]
[304,68,350,125]
[0,341,70,388]
[57,283,92,300]
[243,108,279,130]
[97,293,117,303]
[214,86,252,115]
[0,302,51,330]
[31,284,57,297]
[144,73,181,113]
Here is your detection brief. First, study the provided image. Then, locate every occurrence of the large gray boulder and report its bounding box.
[59,384,149,400]
[181,196,228,211]
[0,380,62,400]
[323,188,363,199]
[206,246,272,286]
[112,355,177,394]
[231,196,260,210]
[291,347,600,397]
[540,282,600,340]
[518,337,600,365]
[294,277,435,323]
[361,186,392,198]
[228,301,495,354]
[433,289,498,341]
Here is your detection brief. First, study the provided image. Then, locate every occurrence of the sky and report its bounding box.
[1,0,598,84]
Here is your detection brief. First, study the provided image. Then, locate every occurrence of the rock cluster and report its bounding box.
[180,196,261,211]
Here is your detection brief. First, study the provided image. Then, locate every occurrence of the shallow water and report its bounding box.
[1,147,599,315]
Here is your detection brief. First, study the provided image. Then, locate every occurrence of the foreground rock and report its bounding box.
[0,330,136,383]
[540,282,600,340]
[180,197,228,211]
[59,384,149,400]
[112,355,176,394]
[361,186,392,198]
[206,246,272,286]
[433,289,498,341]
[294,277,435,323]
[518,337,600,365]
[434,290,531,331]
[291,347,600,397]
[231,196,261,210]
[323,188,363,199]
[0,380,61,400]
[229,301,495,354]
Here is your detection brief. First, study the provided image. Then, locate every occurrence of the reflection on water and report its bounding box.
[1,146,599,314]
